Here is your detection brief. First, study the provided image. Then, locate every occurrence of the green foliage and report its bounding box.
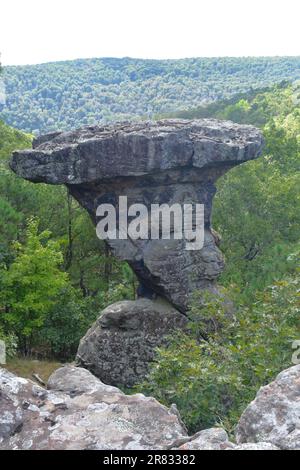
[0,119,135,359]
[0,120,32,161]
[36,288,98,359]
[0,218,69,340]
[0,327,18,360]
[213,161,300,295]
[143,83,300,431]
[169,80,296,124]
[171,82,300,296]
[0,68,299,399]
[136,270,300,433]
[1,57,300,133]
[213,84,300,295]
[0,121,32,259]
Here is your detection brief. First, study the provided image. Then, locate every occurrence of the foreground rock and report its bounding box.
[0,366,187,450]
[76,298,187,387]
[236,365,300,450]
[10,119,264,312]
[1,365,294,450]
[174,428,235,450]
[173,428,279,450]
[231,442,279,450]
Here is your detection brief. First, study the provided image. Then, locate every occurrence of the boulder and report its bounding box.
[76,297,187,387]
[236,365,300,450]
[174,428,235,450]
[1,365,293,450]
[0,365,188,450]
[10,119,264,312]
[229,442,279,450]
[172,428,280,450]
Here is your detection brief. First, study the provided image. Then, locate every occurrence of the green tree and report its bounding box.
[212,83,300,295]
[1,57,299,133]
[0,218,69,352]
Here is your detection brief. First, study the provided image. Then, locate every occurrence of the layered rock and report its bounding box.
[10,119,264,312]
[76,298,187,387]
[236,365,300,450]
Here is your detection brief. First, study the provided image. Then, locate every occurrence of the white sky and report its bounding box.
[0,0,299,66]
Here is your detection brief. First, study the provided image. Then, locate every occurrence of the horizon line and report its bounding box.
[3,54,300,68]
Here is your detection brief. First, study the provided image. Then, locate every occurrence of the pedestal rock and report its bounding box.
[10,119,264,312]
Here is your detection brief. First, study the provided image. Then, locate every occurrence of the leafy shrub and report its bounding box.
[36,287,98,360]
[0,218,69,346]
[136,266,300,433]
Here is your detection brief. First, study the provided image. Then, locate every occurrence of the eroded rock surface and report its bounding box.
[0,366,187,450]
[10,119,264,312]
[1,365,295,450]
[230,442,279,450]
[174,428,235,450]
[76,297,187,387]
[173,428,279,450]
[11,119,264,185]
[236,365,300,450]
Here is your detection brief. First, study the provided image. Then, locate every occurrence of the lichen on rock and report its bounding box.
[236,365,300,450]
[1,364,296,450]
[0,365,188,450]
[76,298,188,387]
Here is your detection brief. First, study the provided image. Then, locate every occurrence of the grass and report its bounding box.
[3,357,62,384]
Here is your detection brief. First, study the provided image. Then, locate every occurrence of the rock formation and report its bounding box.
[236,364,300,450]
[0,366,187,450]
[76,298,187,387]
[1,364,298,450]
[172,429,280,450]
[10,119,264,312]
[10,119,264,386]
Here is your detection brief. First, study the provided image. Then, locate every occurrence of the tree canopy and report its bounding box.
[1,56,299,133]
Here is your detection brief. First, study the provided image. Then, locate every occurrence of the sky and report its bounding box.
[0,0,299,66]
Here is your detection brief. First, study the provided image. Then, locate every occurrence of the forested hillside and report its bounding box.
[1,56,300,133]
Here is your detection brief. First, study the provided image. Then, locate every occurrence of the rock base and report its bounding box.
[76,297,187,387]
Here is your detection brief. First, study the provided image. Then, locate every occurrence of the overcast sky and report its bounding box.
[0,0,299,66]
